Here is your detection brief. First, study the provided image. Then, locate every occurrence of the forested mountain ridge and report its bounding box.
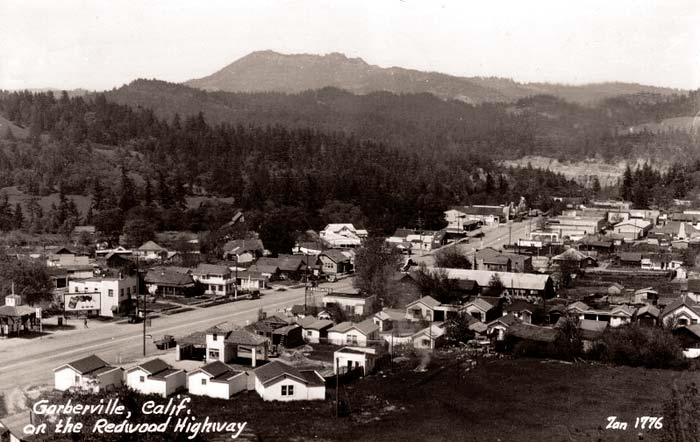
[105,79,699,164]
[185,50,685,105]
[0,89,586,249]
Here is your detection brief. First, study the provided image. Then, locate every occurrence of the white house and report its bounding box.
[298,318,334,344]
[206,324,270,367]
[125,358,186,398]
[412,322,447,349]
[327,318,379,347]
[405,296,440,322]
[463,298,498,323]
[253,361,325,401]
[46,247,92,268]
[373,308,406,332]
[322,291,376,316]
[661,296,700,328]
[66,274,137,317]
[613,219,653,241]
[54,355,123,393]
[333,346,377,376]
[135,241,167,261]
[319,224,366,248]
[192,263,237,296]
[187,361,247,400]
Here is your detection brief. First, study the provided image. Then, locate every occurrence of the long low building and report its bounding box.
[438,268,555,300]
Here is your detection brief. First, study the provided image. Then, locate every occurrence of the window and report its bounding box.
[281,385,294,396]
[74,375,80,383]
[423,339,430,347]
[201,378,207,385]
[120,289,124,297]
[139,376,145,383]
[307,331,312,336]
[108,289,114,297]
[212,333,218,341]
[208,349,220,360]
[346,334,358,345]
[127,287,131,295]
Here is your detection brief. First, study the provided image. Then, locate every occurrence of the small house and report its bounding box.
[405,296,440,322]
[54,355,123,393]
[187,360,247,400]
[299,318,334,343]
[327,318,379,347]
[333,346,377,376]
[253,361,325,401]
[125,358,186,398]
[412,322,447,349]
[206,325,270,367]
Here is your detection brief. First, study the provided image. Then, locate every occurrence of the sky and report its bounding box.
[0,0,698,91]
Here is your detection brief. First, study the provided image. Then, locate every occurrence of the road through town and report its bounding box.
[0,278,353,411]
[413,220,534,266]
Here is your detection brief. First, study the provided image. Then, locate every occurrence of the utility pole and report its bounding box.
[138,254,146,357]
[335,357,340,417]
[234,255,238,300]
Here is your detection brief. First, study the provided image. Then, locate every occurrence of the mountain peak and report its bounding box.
[185,51,685,103]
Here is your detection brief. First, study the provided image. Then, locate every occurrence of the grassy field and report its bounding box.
[179,354,693,442]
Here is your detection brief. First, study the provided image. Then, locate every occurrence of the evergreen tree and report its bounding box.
[13,203,23,229]
[118,167,137,212]
[620,164,633,200]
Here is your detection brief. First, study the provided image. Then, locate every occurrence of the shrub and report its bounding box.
[589,325,687,369]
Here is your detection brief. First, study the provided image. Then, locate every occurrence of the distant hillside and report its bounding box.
[105,79,698,164]
[0,115,28,139]
[185,50,685,104]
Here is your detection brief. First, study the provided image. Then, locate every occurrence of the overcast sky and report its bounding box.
[1,0,698,91]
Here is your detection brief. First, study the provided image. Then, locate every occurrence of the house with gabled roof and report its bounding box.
[135,241,167,261]
[192,263,236,296]
[373,308,407,332]
[144,268,196,297]
[187,360,247,399]
[412,322,448,349]
[253,360,325,401]
[405,296,441,322]
[323,290,376,316]
[464,297,501,323]
[635,305,660,327]
[327,318,379,347]
[334,346,378,376]
[222,238,264,263]
[298,318,334,343]
[552,248,598,270]
[661,296,700,328]
[248,258,281,281]
[487,313,519,340]
[0,412,37,442]
[125,358,186,398]
[53,354,123,393]
[613,219,653,241]
[317,250,354,278]
[206,324,270,367]
[320,224,365,248]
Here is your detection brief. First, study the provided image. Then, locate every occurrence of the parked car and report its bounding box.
[153,335,176,350]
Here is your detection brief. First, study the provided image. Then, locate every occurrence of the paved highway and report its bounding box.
[0,278,353,412]
[413,220,534,266]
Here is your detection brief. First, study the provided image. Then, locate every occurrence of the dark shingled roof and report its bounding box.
[506,323,560,343]
[255,360,323,386]
[197,360,235,379]
[61,355,109,375]
[149,368,182,381]
[137,358,171,375]
[145,269,194,286]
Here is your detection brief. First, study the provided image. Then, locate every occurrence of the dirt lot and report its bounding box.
[180,353,692,442]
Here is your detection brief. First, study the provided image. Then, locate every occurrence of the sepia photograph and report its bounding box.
[0,1,699,440]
